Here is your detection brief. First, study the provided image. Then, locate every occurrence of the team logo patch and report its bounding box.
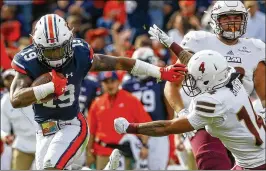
[238,46,251,53]
[225,56,242,63]
[227,50,234,55]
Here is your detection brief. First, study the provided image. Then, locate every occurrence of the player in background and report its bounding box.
[114,50,266,170]
[122,47,174,170]
[79,75,99,115]
[1,69,36,170]
[9,14,183,170]
[147,0,265,169]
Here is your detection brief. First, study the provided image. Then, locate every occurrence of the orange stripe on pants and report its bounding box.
[55,113,88,169]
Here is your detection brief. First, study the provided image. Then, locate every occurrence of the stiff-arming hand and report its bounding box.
[160,63,187,82]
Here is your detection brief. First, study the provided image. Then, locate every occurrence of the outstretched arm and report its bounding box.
[114,116,194,137]
[90,54,136,71]
[169,43,193,65]
[135,117,194,136]
[90,54,187,82]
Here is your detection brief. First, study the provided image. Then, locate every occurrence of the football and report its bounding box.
[31,72,65,103]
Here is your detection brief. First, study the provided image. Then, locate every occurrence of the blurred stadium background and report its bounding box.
[1,0,265,170]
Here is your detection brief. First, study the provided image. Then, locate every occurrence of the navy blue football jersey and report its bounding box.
[79,75,99,115]
[11,38,94,123]
[122,76,168,121]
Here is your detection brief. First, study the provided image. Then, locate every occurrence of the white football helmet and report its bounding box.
[132,47,159,80]
[210,1,248,40]
[32,14,73,69]
[182,50,233,97]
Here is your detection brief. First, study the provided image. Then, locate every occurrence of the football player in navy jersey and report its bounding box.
[122,47,174,169]
[79,75,99,115]
[9,14,185,170]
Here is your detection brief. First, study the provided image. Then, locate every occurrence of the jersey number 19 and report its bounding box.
[43,84,75,108]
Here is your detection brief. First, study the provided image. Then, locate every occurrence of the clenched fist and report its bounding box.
[114,117,130,134]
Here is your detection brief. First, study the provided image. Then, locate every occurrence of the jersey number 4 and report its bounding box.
[43,84,75,108]
[237,99,266,146]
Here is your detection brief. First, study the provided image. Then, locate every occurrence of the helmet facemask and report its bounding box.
[211,12,248,40]
[34,36,74,69]
[182,74,202,97]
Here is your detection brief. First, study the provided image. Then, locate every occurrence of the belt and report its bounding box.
[37,120,72,136]
[38,120,72,128]
[94,137,133,157]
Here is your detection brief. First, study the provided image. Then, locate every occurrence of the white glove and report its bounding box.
[114,117,130,134]
[148,24,174,47]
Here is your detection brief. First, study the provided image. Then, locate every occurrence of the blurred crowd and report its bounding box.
[1,0,265,170]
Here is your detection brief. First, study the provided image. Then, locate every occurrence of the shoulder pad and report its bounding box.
[251,38,265,50]
[72,38,94,72]
[242,38,265,63]
[184,31,212,41]
[73,38,88,47]
[181,31,213,52]
[73,38,94,55]
[11,45,38,75]
[192,94,225,117]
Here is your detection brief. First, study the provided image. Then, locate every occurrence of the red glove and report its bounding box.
[51,69,67,97]
[160,63,187,82]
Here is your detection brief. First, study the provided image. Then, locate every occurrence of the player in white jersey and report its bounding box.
[147,1,265,169]
[114,50,266,170]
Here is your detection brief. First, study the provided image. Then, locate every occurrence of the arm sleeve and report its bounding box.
[87,100,98,135]
[74,39,94,77]
[180,31,208,53]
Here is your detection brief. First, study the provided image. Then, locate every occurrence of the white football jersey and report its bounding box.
[180,31,265,109]
[187,77,266,168]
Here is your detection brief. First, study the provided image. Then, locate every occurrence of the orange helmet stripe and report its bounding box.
[47,14,55,43]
